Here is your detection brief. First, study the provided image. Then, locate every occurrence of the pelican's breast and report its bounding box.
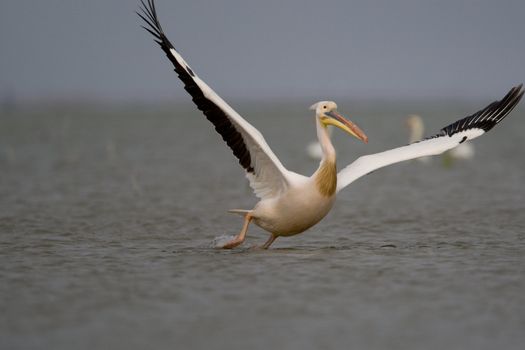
[252,164,337,236]
[315,160,337,197]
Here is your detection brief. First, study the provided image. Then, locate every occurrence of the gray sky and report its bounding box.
[1,0,524,102]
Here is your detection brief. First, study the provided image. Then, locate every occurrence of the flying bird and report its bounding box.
[138,0,523,249]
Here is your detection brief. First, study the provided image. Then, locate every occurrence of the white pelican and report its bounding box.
[138,0,523,249]
[407,114,475,165]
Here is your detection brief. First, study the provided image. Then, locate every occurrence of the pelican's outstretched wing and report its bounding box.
[138,0,293,199]
[337,85,523,192]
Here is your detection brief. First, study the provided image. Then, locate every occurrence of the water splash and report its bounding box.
[210,234,237,248]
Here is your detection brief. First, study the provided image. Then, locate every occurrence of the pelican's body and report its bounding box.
[252,172,335,236]
[138,0,523,249]
[231,102,363,247]
[253,117,339,236]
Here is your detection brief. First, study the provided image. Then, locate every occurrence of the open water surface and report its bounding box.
[1,100,524,349]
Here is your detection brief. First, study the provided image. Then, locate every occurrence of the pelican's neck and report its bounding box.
[316,118,336,162]
[314,118,337,197]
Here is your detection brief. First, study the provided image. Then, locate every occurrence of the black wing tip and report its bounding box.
[443,84,523,136]
[137,1,253,174]
[423,84,524,141]
[137,0,176,50]
[487,83,524,126]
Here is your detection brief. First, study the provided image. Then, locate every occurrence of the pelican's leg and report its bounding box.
[260,234,278,249]
[221,213,252,249]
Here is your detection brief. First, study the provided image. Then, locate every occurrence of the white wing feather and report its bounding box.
[168,49,292,198]
[336,130,481,191]
[337,85,523,192]
[139,1,292,199]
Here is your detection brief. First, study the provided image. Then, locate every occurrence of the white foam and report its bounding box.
[211,234,237,248]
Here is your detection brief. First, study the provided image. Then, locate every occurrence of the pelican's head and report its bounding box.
[310,101,368,143]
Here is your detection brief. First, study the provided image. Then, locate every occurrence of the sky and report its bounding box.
[1,0,524,103]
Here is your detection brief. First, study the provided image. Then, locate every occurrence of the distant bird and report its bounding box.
[138,0,523,249]
[406,114,426,144]
[405,114,432,164]
[406,114,475,165]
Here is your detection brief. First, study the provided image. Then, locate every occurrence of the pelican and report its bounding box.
[138,0,523,249]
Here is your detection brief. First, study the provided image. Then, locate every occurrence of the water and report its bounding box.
[1,101,524,349]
